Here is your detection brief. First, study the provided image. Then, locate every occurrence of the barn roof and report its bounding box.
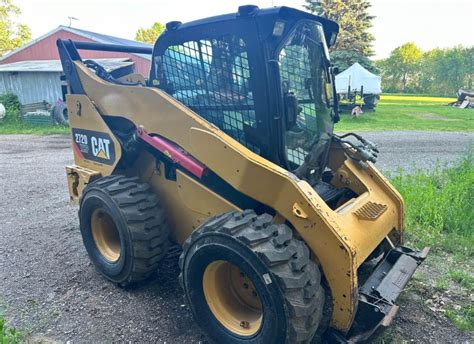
[65,26,151,49]
[0,58,134,73]
[0,26,152,62]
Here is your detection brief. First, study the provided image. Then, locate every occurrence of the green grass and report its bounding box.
[0,315,22,344]
[445,305,474,332]
[390,151,474,256]
[0,120,69,135]
[337,94,474,132]
[391,154,474,332]
[449,270,474,291]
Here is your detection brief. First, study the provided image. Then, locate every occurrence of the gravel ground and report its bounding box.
[0,132,473,344]
[341,131,474,173]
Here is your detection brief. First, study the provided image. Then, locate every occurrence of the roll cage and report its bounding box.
[151,6,339,170]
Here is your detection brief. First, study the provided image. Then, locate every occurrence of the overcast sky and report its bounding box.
[14,0,474,59]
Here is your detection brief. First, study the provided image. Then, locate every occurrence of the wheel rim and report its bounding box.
[91,208,121,262]
[203,260,263,336]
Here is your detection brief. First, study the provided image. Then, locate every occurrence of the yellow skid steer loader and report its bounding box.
[57,5,428,343]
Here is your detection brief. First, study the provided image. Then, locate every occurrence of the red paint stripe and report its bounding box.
[72,141,85,160]
[137,128,206,179]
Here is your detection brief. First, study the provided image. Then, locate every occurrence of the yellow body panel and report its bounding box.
[66,165,101,204]
[66,94,122,176]
[67,61,404,332]
[130,151,240,244]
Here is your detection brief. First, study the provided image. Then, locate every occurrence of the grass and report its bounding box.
[0,120,69,135]
[445,305,474,332]
[390,151,474,256]
[390,151,474,331]
[0,315,22,344]
[337,94,474,132]
[449,270,474,291]
[381,94,456,103]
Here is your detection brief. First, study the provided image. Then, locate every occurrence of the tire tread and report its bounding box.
[180,210,324,343]
[84,175,170,286]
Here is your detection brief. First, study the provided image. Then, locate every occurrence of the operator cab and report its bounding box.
[150,5,340,186]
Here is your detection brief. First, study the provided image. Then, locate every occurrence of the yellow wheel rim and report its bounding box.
[203,260,263,336]
[91,208,121,262]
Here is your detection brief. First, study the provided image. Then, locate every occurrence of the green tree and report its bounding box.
[378,44,473,96]
[421,46,473,95]
[378,42,423,92]
[135,22,165,44]
[463,47,474,90]
[0,0,31,56]
[330,50,376,73]
[304,0,375,70]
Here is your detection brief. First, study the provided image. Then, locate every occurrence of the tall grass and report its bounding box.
[391,151,474,256]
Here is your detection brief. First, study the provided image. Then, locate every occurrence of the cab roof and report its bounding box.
[159,5,339,48]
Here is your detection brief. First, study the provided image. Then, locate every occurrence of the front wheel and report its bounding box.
[179,210,325,343]
[79,175,170,286]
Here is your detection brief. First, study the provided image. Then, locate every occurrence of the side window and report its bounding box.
[159,36,258,152]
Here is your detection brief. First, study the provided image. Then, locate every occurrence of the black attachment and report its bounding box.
[83,60,140,86]
[57,39,153,95]
[283,92,299,128]
[57,39,85,94]
[328,246,429,342]
[71,41,152,55]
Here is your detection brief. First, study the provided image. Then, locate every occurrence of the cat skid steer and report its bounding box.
[57,5,428,343]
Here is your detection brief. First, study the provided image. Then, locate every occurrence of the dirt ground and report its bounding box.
[0,133,473,343]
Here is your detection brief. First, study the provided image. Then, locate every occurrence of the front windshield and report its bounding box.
[278,21,334,171]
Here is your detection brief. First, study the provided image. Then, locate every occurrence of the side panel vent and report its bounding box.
[354,201,387,221]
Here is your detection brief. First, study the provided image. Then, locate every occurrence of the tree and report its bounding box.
[330,50,376,73]
[378,42,423,92]
[135,22,165,44]
[377,44,473,96]
[304,0,375,69]
[0,0,31,56]
[420,46,473,95]
[463,47,474,90]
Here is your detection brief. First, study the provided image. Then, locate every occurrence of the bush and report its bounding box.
[0,93,21,122]
[391,151,474,255]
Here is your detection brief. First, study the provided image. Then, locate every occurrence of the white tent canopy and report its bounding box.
[335,62,382,95]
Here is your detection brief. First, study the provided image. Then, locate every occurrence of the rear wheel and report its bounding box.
[79,175,170,286]
[179,210,325,343]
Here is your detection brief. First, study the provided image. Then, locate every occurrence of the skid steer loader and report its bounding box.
[57,5,428,343]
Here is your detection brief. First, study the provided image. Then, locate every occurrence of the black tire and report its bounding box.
[51,101,68,125]
[179,210,325,343]
[79,175,170,286]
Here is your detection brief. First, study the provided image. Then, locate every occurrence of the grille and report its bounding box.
[160,36,258,152]
[354,201,388,221]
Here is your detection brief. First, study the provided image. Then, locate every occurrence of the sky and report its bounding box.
[14,0,474,59]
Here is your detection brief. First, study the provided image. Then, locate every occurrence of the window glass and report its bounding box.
[279,21,332,167]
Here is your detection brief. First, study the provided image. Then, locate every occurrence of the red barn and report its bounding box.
[0,26,152,76]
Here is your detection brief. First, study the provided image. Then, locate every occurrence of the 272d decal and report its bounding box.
[72,128,116,165]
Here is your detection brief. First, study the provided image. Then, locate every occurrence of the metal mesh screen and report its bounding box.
[160,36,258,152]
